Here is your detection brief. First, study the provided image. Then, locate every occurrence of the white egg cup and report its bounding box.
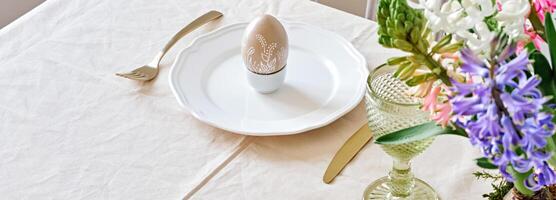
[246,66,286,94]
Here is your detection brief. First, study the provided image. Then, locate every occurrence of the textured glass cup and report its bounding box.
[363,65,439,200]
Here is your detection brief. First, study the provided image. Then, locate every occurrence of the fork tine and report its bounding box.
[117,66,156,81]
[115,72,143,80]
[119,69,146,77]
[116,72,137,77]
[131,69,147,77]
[115,73,135,80]
[135,72,146,78]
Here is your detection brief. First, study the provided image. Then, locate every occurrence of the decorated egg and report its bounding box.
[242,14,288,93]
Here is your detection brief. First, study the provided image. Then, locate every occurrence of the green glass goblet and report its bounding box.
[363,65,440,200]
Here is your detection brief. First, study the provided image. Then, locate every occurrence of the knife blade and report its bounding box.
[323,123,373,184]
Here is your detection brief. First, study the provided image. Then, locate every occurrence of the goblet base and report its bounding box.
[363,176,439,200]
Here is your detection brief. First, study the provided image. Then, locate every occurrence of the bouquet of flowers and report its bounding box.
[375,0,556,198]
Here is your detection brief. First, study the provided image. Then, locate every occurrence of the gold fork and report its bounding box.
[116,10,223,81]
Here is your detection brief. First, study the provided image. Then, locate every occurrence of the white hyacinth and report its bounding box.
[496,0,530,39]
[418,0,530,54]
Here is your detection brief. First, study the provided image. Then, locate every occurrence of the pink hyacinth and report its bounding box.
[431,102,452,127]
[533,0,556,22]
[517,26,545,52]
[411,79,434,97]
[422,86,440,113]
[422,86,452,127]
[527,28,545,49]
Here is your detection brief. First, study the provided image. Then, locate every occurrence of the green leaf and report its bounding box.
[475,157,498,169]
[374,122,467,145]
[508,166,534,197]
[545,136,556,168]
[531,51,556,100]
[544,12,556,76]
[525,42,536,53]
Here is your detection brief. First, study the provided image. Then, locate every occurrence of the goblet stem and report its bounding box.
[388,159,415,198]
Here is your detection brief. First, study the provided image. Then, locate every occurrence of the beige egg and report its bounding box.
[242,14,288,75]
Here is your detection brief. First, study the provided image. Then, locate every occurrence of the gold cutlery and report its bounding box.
[116,10,223,81]
[323,123,373,184]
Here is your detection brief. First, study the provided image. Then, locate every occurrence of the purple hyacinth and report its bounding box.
[450,47,556,191]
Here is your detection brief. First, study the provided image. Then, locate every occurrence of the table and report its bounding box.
[0,0,491,199]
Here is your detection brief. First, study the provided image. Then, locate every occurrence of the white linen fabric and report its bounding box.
[0,0,490,199]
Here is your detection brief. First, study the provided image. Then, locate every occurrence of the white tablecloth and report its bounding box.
[0,0,491,199]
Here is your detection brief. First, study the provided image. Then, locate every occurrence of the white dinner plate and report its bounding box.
[169,21,368,136]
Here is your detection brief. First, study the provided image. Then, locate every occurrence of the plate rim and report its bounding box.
[169,21,369,136]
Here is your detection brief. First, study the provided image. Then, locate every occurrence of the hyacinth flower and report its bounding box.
[378,0,461,87]
[419,0,531,54]
[497,0,530,39]
[533,0,556,22]
[375,0,556,197]
[528,1,555,42]
[523,0,554,51]
[422,85,452,127]
[450,41,556,193]
[517,26,545,52]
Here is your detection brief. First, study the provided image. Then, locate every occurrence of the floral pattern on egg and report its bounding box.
[242,15,288,75]
[246,34,287,74]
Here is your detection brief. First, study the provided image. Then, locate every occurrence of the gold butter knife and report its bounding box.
[323,123,373,184]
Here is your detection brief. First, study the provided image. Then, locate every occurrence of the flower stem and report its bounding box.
[424,54,452,86]
[490,60,523,139]
[529,0,547,41]
[509,166,535,196]
[409,42,452,86]
[492,88,523,139]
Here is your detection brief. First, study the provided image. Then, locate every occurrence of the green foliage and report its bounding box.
[473,171,513,200]
[476,157,497,170]
[546,138,556,167]
[531,51,556,103]
[377,0,453,86]
[530,13,556,167]
[545,13,556,77]
[431,34,452,53]
[377,0,426,50]
[531,13,556,166]
[529,13,556,170]
[529,8,546,41]
[508,167,534,196]
[484,15,499,32]
[374,122,467,145]
[474,155,536,199]
[525,42,537,53]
